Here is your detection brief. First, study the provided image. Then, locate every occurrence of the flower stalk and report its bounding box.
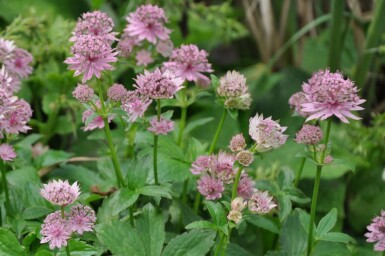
[153,99,161,185]
[0,160,11,216]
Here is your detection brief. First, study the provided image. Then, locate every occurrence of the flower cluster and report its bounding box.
[0,143,16,161]
[366,210,385,251]
[65,11,118,83]
[148,116,174,135]
[295,124,323,145]
[40,179,96,250]
[288,91,311,117]
[217,71,252,109]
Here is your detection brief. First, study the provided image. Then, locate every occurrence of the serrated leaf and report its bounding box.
[57,240,98,256]
[185,220,217,231]
[277,168,295,188]
[138,185,172,199]
[22,206,53,220]
[297,209,314,234]
[278,194,292,222]
[204,201,227,226]
[246,215,280,234]
[162,230,216,256]
[319,232,356,244]
[110,188,139,216]
[0,228,26,256]
[279,210,308,256]
[316,208,337,237]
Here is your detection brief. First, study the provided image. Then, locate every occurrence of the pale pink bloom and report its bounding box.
[0,99,32,135]
[249,114,288,152]
[231,197,247,212]
[4,48,33,78]
[0,143,16,161]
[134,68,183,99]
[301,69,365,123]
[117,34,139,57]
[197,175,224,200]
[69,204,96,235]
[40,179,80,206]
[237,174,254,199]
[211,151,236,183]
[295,124,323,145]
[248,190,277,214]
[108,83,127,102]
[82,109,113,131]
[217,71,248,97]
[121,93,152,122]
[41,211,71,250]
[156,40,173,57]
[0,38,15,62]
[72,84,94,103]
[289,92,311,117]
[148,116,174,135]
[227,210,242,224]
[236,150,254,166]
[163,44,213,83]
[229,133,246,152]
[366,211,385,251]
[125,4,171,44]
[31,142,49,158]
[0,66,13,89]
[65,35,118,83]
[190,155,213,175]
[71,11,117,42]
[135,50,154,67]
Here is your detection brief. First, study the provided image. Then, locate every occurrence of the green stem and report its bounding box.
[153,100,161,186]
[328,0,345,71]
[0,161,11,216]
[221,228,232,256]
[307,165,322,256]
[177,88,188,146]
[60,206,70,256]
[320,119,332,163]
[181,179,189,204]
[193,193,201,214]
[125,123,138,158]
[294,157,306,187]
[231,167,243,200]
[209,109,227,154]
[214,233,226,256]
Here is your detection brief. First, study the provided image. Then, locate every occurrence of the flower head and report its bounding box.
[227,210,242,224]
[289,92,311,117]
[117,35,138,58]
[366,211,385,251]
[148,116,174,135]
[248,190,277,214]
[41,179,80,206]
[135,49,154,67]
[121,93,152,122]
[163,44,213,83]
[72,84,94,103]
[41,211,72,250]
[229,133,246,152]
[249,114,288,152]
[69,204,97,235]
[211,152,236,183]
[295,124,323,145]
[190,155,213,175]
[231,197,247,212]
[237,174,254,199]
[82,108,113,131]
[108,83,127,102]
[125,4,171,44]
[0,38,15,62]
[217,71,248,97]
[0,143,16,161]
[197,175,224,200]
[134,68,183,99]
[301,69,365,123]
[0,99,32,135]
[4,48,33,78]
[236,150,254,166]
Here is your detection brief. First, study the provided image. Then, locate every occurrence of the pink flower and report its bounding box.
[227,210,242,224]
[163,44,213,83]
[65,35,118,83]
[107,83,127,102]
[4,48,33,78]
[0,99,32,135]
[156,40,173,57]
[0,144,16,161]
[248,190,277,214]
[197,175,224,200]
[134,68,183,99]
[229,133,246,152]
[72,84,94,103]
[190,155,213,175]
[211,152,236,183]
[121,93,152,122]
[295,124,323,145]
[41,211,71,250]
[147,116,174,135]
[125,4,171,44]
[69,204,96,235]
[81,109,113,131]
[40,179,80,206]
[0,38,15,62]
[249,114,288,152]
[301,69,365,123]
[236,150,254,166]
[217,71,248,98]
[237,174,254,199]
[231,197,247,212]
[366,211,385,251]
[71,11,117,42]
[117,34,139,58]
[135,50,154,67]
[289,92,311,117]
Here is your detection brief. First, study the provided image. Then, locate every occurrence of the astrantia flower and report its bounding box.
[71,11,117,42]
[0,66,13,89]
[190,155,212,175]
[0,38,15,62]
[65,35,118,83]
[82,109,113,131]
[237,174,254,199]
[227,210,242,224]
[249,114,288,152]
[41,211,71,250]
[72,84,94,103]
[248,190,277,214]
[197,175,224,200]
[301,69,365,123]
[236,150,254,166]
[117,34,139,58]
[211,152,236,183]
[108,83,127,102]
[125,4,171,44]
[0,99,32,135]
[289,91,311,117]
[156,40,173,57]
[229,133,246,152]
[135,49,153,67]
[0,143,16,161]
[69,204,96,235]
[163,44,213,83]
[4,48,33,78]
[217,71,248,98]
[295,124,323,145]
[134,68,183,99]
[147,116,174,135]
[231,197,247,212]
[41,179,80,206]
[365,210,385,251]
[121,93,152,122]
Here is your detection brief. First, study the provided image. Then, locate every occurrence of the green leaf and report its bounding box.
[185,220,218,231]
[319,232,356,244]
[285,187,311,204]
[297,209,314,234]
[204,201,227,226]
[277,168,295,188]
[316,208,338,237]
[35,251,53,256]
[227,108,238,119]
[246,215,280,234]
[279,209,308,256]
[22,232,37,250]
[138,185,172,199]
[210,74,220,89]
[312,241,351,256]
[183,117,214,136]
[126,158,149,190]
[22,206,53,220]
[110,188,139,216]
[41,150,73,166]
[0,228,26,256]
[162,230,216,256]
[57,240,98,256]
[277,194,292,222]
